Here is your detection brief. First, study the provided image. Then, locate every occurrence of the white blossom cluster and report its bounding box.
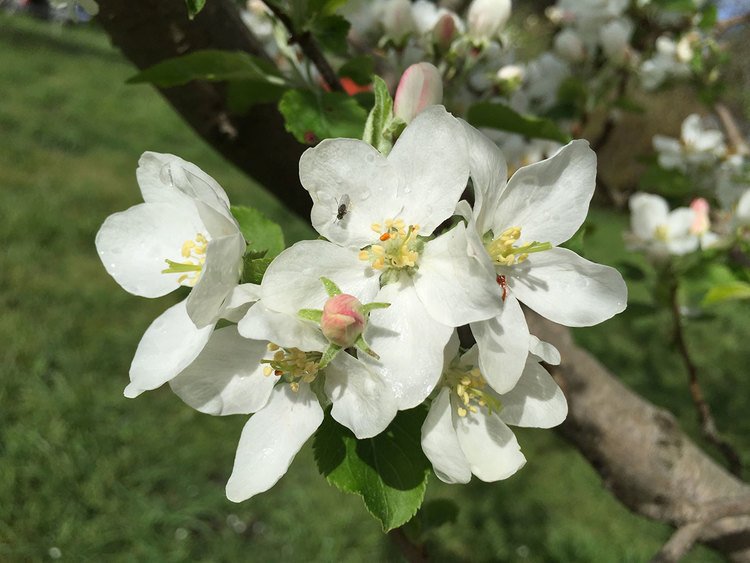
[96,106,627,501]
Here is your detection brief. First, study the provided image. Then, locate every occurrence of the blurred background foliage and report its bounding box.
[1,8,748,562]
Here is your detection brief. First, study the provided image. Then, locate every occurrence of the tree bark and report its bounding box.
[96,0,311,218]
[96,2,750,559]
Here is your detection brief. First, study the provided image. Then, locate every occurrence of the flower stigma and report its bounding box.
[161,232,209,286]
[358,218,423,275]
[485,226,552,266]
[261,343,322,392]
[443,362,501,417]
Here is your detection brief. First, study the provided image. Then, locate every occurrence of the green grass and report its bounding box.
[1,14,746,562]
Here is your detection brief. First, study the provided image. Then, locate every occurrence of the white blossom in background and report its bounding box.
[716,154,750,209]
[459,123,627,393]
[640,35,692,90]
[466,0,512,43]
[735,189,750,228]
[95,153,247,397]
[599,18,633,64]
[554,28,586,62]
[421,332,567,484]
[627,193,699,257]
[653,114,727,172]
[297,106,503,409]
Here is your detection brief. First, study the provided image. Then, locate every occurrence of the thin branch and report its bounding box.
[716,12,750,35]
[388,527,429,563]
[669,275,743,477]
[651,496,750,562]
[263,2,343,92]
[715,103,749,156]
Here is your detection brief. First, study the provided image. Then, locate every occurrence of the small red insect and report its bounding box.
[496,274,508,302]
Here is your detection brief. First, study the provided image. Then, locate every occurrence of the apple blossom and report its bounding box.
[421,332,567,484]
[298,106,503,408]
[627,193,699,257]
[467,0,511,43]
[393,62,443,124]
[653,114,726,172]
[459,122,627,393]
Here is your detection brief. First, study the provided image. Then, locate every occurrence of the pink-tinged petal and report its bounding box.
[300,139,401,247]
[393,62,443,124]
[325,352,398,439]
[125,299,214,398]
[508,247,627,327]
[388,106,470,235]
[414,223,502,326]
[421,388,472,484]
[170,326,275,416]
[454,400,526,482]
[225,384,323,502]
[260,240,379,315]
[362,277,453,409]
[499,359,567,428]
[469,294,529,394]
[459,120,507,235]
[186,231,245,328]
[238,302,328,352]
[492,140,596,247]
[137,152,234,221]
[96,201,205,298]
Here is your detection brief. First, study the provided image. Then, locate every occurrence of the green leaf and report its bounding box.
[363,75,395,154]
[308,14,350,56]
[231,205,285,257]
[241,255,273,285]
[307,0,348,16]
[339,56,374,86]
[313,407,431,531]
[703,281,750,305]
[638,163,692,198]
[185,0,206,19]
[227,80,287,114]
[278,89,367,144]
[467,102,571,144]
[128,50,283,88]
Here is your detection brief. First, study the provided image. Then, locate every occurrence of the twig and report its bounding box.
[388,527,429,563]
[715,102,749,156]
[668,276,743,476]
[651,496,750,562]
[263,2,343,92]
[716,12,750,35]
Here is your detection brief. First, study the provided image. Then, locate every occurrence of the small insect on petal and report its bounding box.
[496,274,508,302]
[335,194,351,221]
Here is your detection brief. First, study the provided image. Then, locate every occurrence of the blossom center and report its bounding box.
[358,218,423,273]
[485,226,551,266]
[443,364,501,417]
[261,343,322,392]
[161,232,209,287]
[655,224,670,241]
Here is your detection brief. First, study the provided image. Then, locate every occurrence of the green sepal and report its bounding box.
[318,343,342,370]
[361,302,390,314]
[354,334,379,359]
[320,277,342,296]
[298,309,323,322]
[241,252,272,285]
[363,75,395,154]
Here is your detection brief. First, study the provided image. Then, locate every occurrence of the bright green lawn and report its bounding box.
[1,14,746,562]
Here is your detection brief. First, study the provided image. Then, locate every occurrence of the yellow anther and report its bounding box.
[655,224,669,241]
[485,226,551,267]
[267,343,279,351]
[457,407,467,417]
[163,232,209,287]
[263,366,273,377]
[443,364,501,417]
[290,382,300,392]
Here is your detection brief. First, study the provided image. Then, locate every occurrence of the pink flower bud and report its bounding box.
[393,62,443,124]
[689,198,710,235]
[321,294,366,347]
[467,0,511,41]
[432,13,457,51]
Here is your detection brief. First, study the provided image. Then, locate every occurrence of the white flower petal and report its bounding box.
[414,223,502,326]
[420,388,472,484]
[221,283,262,323]
[454,398,526,482]
[363,278,453,409]
[170,326,275,416]
[260,240,379,315]
[469,294,529,393]
[225,384,324,502]
[509,247,627,327]
[186,232,245,328]
[325,352,398,439]
[528,334,561,365]
[238,302,328,352]
[667,207,696,236]
[491,140,596,246]
[499,359,567,428]
[459,120,507,234]
[95,201,205,298]
[300,139,400,247]
[387,106,470,235]
[125,299,214,398]
[629,193,669,240]
[137,152,233,220]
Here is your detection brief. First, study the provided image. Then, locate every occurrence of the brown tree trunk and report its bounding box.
[95,1,750,559]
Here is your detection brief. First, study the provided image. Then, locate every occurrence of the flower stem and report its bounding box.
[668,274,743,477]
[387,526,428,563]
